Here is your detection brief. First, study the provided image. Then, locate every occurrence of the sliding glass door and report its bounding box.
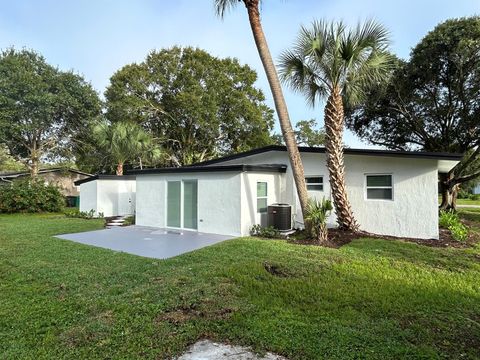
[183,180,198,230]
[167,180,198,230]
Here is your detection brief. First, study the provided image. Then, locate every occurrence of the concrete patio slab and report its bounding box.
[56,226,233,259]
[177,340,287,360]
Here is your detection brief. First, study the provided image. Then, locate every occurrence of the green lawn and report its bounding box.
[457,198,480,206]
[438,196,480,206]
[1,214,480,359]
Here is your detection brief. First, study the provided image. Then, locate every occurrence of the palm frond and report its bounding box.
[280,18,393,107]
[214,0,242,18]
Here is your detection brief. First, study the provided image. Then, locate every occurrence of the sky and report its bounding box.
[1,0,479,148]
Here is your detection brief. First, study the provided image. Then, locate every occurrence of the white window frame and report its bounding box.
[365,173,394,201]
[305,175,324,192]
[256,181,268,213]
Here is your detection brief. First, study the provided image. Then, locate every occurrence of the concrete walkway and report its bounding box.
[177,340,287,360]
[56,226,233,259]
[457,204,480,208]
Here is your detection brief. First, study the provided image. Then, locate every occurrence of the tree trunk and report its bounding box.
[30,160,39,178]
[244,1,309,221]
[317,223,328,245]
[116,162,124,176]
[324,88,359,231]
[30,142,40,178]
[439,172,459,211]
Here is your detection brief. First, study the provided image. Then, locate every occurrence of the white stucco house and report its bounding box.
[121,145,460,240]
[75,175,136,217]
[76,145,461,239]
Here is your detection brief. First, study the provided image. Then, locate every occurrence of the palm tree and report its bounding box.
[214,0,310,220]
[93,120,160,175]
[279,20,393,231]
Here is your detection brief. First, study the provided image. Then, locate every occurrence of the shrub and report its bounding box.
[0,179,64,213]
[304,198,333,243]
[250,224,280,238]
[123,215,135,226]
[457,189,471,199]
[439,210,468,242]
[64,209,103,219]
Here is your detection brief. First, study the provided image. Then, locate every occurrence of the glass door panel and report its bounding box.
[183,180,198,230]
[167,181,181,228]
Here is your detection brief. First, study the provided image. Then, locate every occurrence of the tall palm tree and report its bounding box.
[279,20,393,231]
[214,0,310,220]
[94,120,160,175]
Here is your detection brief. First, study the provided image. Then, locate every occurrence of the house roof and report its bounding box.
[189,145,464,166]
[0,168,92,182]
[127,164,288,176]
[74,174,136,186]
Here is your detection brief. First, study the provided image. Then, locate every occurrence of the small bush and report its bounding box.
[64,208,101,219]
[439,210,468,242]
[468,194,480,201]
[457,189,471,199]
[250,224,280,238]
[123,215,135,226]
[0,179,65,213]
[304,198,333,243]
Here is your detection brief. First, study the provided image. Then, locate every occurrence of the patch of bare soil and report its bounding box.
[288,229,366,248]
[287,226,480,249]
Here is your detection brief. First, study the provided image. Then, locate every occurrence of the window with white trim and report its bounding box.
[305,176,323,191]
[365,174,393,200]
[257,182,268,213]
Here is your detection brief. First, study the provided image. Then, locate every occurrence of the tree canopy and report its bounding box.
[0,48,101,176]
[105,46,275,166]
[345,17,480,208]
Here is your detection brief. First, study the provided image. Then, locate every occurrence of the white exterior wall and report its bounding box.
[240,172,284,235]
[214,151,440,239]
[79,179,136,217]
[79,180,97,214]
[136,172,242,236]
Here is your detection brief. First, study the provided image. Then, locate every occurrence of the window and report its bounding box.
[257,182,268,213]
[366,174,393,200]
[306,176,323,191]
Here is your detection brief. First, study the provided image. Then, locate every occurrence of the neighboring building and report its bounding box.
[473,182,480,195]
[0,168,91,197]
[75,175,136,217]
[120,145,461,240]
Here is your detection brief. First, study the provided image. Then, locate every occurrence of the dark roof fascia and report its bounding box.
[127,164,288,175]
[189,145,463,166]
[74,174,136,186]
[0,168,92,178]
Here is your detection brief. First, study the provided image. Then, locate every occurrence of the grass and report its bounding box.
[438,196,480,206]
[457,198,480,206]
[1,214,480,359]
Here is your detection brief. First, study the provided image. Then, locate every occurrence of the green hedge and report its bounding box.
[0,180,65,213]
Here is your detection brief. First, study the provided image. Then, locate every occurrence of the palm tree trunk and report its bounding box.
[324,88,359,231]
[244,0,309,220]
[318,223,328,244]
[116,162,124,176]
